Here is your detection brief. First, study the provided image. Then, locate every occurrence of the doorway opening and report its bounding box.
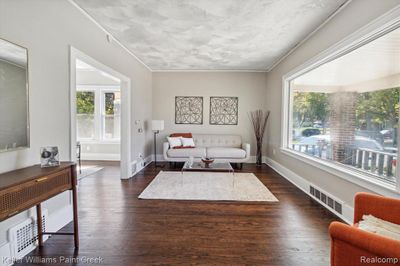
[76,60,121,177]
[70,47,131,179]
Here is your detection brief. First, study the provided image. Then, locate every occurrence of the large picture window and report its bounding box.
[76,86,120,142]
[284,26,400,189]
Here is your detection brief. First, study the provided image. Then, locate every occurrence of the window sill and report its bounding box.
[280,147,399,197]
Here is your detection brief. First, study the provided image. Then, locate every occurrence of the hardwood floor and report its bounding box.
[19,162,341,265]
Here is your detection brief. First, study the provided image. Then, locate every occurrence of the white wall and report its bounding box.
[152,72,267,157]
[80,143,120,161]
[265,0,400,208]
[0,0,152,246]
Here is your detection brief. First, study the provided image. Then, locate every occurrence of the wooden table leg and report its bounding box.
[36,204,43,247]
[71,167,79,249]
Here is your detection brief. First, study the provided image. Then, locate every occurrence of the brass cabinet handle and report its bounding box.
[8,210,19,217]
[36,177,48,182]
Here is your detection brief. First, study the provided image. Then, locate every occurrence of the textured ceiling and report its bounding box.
[74,0,347,71]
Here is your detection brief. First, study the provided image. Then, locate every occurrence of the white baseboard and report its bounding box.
[144,155,152,165]
[265,157,353,224]
[81,153,120,161]
[154,154,165,162]
[131,155,152,177]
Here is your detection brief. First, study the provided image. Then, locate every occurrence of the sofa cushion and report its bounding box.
[193,134,242,148]
[207,147,246,159]
[167,147,206,158]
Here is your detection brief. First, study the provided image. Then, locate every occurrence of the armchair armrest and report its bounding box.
[163,142,170,160]
[329,222,400,261]
[354,192,400,224]
[242,143,250,159]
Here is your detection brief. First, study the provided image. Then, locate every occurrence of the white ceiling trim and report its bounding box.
[68,0,152,72]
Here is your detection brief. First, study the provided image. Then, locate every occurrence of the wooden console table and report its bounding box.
[0,162,79,249]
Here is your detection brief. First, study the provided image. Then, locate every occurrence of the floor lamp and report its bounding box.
[152,120,164,167]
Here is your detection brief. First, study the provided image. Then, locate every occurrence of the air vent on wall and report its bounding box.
[8,209,49,259]
[309,185,342,215]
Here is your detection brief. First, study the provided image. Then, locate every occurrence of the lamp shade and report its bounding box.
[151,120,164,131]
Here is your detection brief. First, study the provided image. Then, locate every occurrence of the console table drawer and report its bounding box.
[0,169,72,220]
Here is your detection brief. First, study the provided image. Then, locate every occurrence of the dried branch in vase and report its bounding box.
[249,110,270,165]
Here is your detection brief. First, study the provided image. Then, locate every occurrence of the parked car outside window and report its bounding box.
[301,128,321,137]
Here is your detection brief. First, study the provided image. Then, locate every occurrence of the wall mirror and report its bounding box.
[0,38,29,152]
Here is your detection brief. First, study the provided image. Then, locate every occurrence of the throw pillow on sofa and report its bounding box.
[170,133,193,138]
[167,137,182,148]
[181,137,195,148]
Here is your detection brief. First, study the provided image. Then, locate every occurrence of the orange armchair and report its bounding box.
[329,192,400,266]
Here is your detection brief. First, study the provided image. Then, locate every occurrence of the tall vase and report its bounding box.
[256,141,262,166]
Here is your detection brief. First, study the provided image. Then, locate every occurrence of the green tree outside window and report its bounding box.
[77,91,95,114]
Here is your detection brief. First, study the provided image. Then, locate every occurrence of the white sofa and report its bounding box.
[163,134,250,163]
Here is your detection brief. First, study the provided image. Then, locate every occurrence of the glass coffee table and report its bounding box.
[181,161,235,187]
[182,161,234,173]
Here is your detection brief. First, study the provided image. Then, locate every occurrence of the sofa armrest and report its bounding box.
[329,221,400,261]
[354,192,400,224]
[163,142,170,160]
[242,143,250,159]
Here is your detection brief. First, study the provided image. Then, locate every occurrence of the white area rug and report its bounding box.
[78,166,104,180]
[139,171,278,202]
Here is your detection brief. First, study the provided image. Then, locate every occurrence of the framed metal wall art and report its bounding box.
[210,97,238,125]
[175,96,203,124]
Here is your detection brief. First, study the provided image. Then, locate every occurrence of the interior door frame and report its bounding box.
[69,46,132,179]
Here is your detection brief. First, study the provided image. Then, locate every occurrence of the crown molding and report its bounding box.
[266,0,352,72]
